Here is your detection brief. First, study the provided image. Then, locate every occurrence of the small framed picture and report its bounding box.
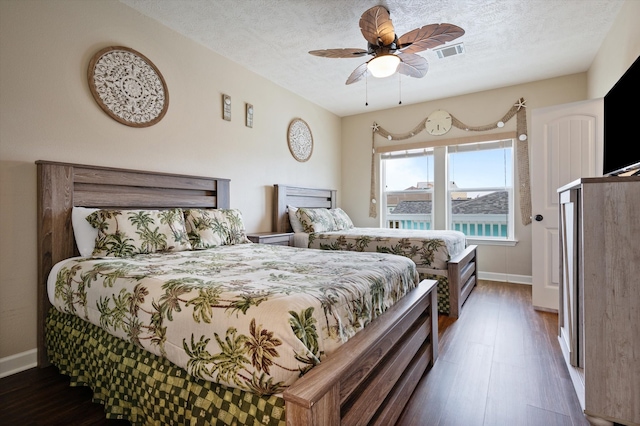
[246,103,253,128]
[222,94,231,121]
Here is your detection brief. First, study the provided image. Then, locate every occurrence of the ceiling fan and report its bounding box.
[309,5,465,85]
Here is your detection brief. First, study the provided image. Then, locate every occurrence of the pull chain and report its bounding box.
[365,73,369,106]
[398,73,402,105]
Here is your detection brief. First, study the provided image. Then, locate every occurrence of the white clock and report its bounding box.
[426,110,452,136]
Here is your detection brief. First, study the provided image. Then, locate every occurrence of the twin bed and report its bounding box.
[273,184,478,319]
[37,161,439,425]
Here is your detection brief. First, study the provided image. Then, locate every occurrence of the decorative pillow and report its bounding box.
[329,208,354,230]
[296,207,337,233]
[87,208,192,257]
[184,208,251,249]
[72,207,99,257]
[287,205,305,233]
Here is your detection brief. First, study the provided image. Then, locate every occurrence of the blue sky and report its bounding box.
[384,147,513,191]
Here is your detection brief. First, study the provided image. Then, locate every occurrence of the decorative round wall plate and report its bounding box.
[88,46,169,127]
[287,118,313,162]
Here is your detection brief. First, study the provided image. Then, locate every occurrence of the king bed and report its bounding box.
[36,160,439,425]
[273,184,478,319]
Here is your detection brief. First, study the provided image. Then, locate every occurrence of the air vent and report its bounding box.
[435,43,464,59]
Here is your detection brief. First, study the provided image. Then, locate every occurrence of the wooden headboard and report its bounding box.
[273,184,336,233]
[36,160,230,366]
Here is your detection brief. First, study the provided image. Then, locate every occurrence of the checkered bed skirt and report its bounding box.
[419,273,450,315]
[46,308,286,425]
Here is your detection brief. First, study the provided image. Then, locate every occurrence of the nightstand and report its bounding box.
[246,231,294,246]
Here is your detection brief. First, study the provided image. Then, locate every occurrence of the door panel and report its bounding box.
[530,99,602,311]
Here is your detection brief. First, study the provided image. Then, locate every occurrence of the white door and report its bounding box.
[530,98,603,311]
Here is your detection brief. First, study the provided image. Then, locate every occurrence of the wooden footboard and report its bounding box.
[284,279,438,425]
[447,245,477,319]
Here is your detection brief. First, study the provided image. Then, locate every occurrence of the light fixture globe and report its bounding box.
[367,54,400,78]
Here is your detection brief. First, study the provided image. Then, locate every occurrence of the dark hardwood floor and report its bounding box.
[399,280,589,426]
[0,280,590,425]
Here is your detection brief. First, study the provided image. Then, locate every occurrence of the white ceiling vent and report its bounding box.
[435,43,465,59]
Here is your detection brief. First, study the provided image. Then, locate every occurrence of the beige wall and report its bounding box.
[0,0,341,360]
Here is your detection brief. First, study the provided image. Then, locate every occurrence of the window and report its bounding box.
[448,140,514,240]
[381,148,434,230]
[381,139,515,242]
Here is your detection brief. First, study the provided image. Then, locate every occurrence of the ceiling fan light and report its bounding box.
[368,55,400,78]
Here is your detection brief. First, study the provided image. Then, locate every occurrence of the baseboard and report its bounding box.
[478,271,532,285]
[533,305,559,313]
[0,348,37,378]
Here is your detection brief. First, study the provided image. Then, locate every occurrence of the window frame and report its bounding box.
[380,148,435,230]
[446,139,515,242]
[380,137,516,244]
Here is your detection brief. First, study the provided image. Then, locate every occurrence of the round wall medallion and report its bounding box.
[287,118,313,162]
[88,46,169,127]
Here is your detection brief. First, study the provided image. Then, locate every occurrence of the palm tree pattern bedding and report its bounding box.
[49,243,418,396]
[308,227,465,270]
[295,207,466,270]
[294,207,466,314]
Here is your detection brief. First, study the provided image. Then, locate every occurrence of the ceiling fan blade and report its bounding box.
[398,23,465,54]
[397,52,429,78]
[346,62,368,85]
[309,48,369,58]
[359,6,396,46]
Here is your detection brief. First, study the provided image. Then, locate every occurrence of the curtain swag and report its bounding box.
[370,98,531,226]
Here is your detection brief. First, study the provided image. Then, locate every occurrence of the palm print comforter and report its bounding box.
[49,243,418,396]
[308,228,467,270]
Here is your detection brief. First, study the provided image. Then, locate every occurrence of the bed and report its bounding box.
[273,184,478,319]
[36,160,439,426]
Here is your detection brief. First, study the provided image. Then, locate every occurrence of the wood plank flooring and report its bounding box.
[0,362,129,425]
[398,280,589,426]
[0,280,591,425]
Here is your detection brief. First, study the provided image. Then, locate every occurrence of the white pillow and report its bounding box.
[71,207,99,257]
[287,205,304,233]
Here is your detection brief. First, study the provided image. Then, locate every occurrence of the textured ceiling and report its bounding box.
[120,0,624,117]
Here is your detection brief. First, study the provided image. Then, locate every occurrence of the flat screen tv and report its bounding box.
[603,55,640,176]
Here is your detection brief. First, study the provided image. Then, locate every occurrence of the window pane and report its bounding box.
[383,150,433,191]
[447,140,514,239]
[449,143,513,189]
[383,150,433,230]
[386,191,433,230]
[451,190,510,238]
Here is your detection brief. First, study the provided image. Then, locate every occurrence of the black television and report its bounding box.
[603,55,640,176]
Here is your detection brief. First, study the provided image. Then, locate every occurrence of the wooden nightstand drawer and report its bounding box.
[246,232,293,246]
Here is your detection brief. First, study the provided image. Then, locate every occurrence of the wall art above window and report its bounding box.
[88,46,169,127]
[287,118,313,162]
